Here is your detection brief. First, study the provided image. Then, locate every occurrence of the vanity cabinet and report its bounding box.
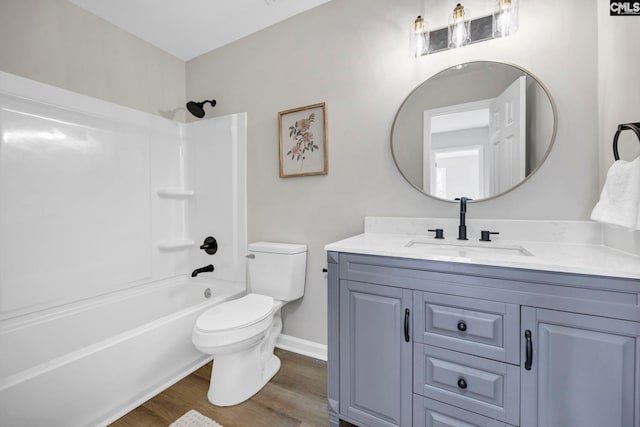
[339,281,412,427]
[327,252,640,427]
[520,307,640,427]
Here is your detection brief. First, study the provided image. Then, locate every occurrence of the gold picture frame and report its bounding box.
[278,102,328,177]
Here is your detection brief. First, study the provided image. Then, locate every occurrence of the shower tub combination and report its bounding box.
[0,279,243,426]
[0,71,247,425]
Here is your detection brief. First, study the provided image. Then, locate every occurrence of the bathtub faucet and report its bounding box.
[192,264,214,277]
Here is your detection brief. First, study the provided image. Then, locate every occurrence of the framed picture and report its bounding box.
[278,102,328,177]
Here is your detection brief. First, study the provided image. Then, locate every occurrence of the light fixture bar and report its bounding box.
[413,0,518,58]
[421,14,496,55]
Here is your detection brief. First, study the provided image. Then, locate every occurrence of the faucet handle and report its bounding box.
[480,231,499,242]
[428,228,445,239]
[200,236,218,255]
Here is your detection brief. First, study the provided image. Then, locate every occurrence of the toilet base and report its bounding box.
[205,309,284,407]
[207,348,281,407]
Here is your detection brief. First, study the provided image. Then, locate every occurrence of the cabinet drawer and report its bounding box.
[414,292,520,364]
[414,344,520,426]
[413,395,513,427]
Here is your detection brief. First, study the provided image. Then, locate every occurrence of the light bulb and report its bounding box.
[496,2,511,35]
[413,16,429,57]
[494,0,518,37]
[449,3,470,48]
[452,22,468,47]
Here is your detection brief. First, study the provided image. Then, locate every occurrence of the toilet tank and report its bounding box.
[247,242,307,301]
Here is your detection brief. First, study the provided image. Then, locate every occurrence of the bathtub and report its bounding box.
[0,278,244,427]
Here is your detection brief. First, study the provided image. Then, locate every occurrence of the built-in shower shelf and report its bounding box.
[157,239,195,250]
[156,188,195,199]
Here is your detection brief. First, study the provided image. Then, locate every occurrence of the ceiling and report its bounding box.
[67,0,332,61]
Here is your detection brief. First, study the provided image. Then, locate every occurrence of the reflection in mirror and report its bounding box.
[391,61,556,201]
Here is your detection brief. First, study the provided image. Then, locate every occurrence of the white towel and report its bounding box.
[590,156,640,230]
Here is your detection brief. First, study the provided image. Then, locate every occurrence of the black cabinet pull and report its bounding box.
[404,309,410,342]
[457,377,468,389]
[525,329,533,370]
[457,321,467,332]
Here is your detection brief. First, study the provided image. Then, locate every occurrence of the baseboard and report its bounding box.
[276,334,327,361]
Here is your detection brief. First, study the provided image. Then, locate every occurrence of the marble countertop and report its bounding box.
[325,218,640,280]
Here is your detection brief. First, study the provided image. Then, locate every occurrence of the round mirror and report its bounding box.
[391,61,557,202]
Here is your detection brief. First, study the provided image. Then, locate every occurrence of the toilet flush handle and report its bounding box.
[246,254,255,259]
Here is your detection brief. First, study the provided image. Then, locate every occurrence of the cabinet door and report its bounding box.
[340,280,412,427]
[521,307,640,427]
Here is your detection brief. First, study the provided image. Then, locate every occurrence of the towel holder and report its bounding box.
[613,122,640,160]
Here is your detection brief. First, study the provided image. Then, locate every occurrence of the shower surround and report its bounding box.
[0,71,247,426]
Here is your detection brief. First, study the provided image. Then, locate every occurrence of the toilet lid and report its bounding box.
[196,293,274,332]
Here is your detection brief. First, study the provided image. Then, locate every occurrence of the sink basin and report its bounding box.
[405,240,532,258]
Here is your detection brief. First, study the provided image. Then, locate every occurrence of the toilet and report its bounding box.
[192,241,307,406]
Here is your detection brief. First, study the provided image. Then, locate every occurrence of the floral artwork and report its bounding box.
[286,113,318,166]
[279,103,327,177]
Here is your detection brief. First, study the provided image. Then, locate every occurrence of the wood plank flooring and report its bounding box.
[110,349,329,427]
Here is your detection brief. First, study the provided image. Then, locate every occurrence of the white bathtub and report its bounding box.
[0,278,244,427]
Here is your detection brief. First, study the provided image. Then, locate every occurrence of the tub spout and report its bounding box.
[192,264,214,277]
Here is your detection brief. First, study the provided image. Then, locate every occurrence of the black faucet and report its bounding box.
[454,197,472,240]
[191,264,214,277]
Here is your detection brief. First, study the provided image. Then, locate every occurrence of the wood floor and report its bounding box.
[110,349,329,427]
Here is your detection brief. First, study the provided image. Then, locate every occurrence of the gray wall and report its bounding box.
[186,0,600,344]
[0,0,186,120]
[597,0,640,255]
[597,0,640,176]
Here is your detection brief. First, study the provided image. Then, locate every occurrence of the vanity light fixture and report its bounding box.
[412,15,430,57]
[494,0,518,37]
[412,0,519,57]
[449,3,471,48]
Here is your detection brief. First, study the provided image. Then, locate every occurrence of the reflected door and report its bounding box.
[489,76,526,195]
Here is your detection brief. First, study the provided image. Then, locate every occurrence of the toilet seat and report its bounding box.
[195,293,274,332]
[192,294,276,352]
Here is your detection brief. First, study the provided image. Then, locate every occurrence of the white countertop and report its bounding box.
[325,218,640,280]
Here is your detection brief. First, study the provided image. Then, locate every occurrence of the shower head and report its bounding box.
[186,99,216,118]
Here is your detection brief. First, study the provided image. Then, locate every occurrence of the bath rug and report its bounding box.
[170,409,223,427]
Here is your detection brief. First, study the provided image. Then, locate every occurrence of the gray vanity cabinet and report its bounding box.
[520,307,640,427]
[327,252,640,427]
[339,280,413,427]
